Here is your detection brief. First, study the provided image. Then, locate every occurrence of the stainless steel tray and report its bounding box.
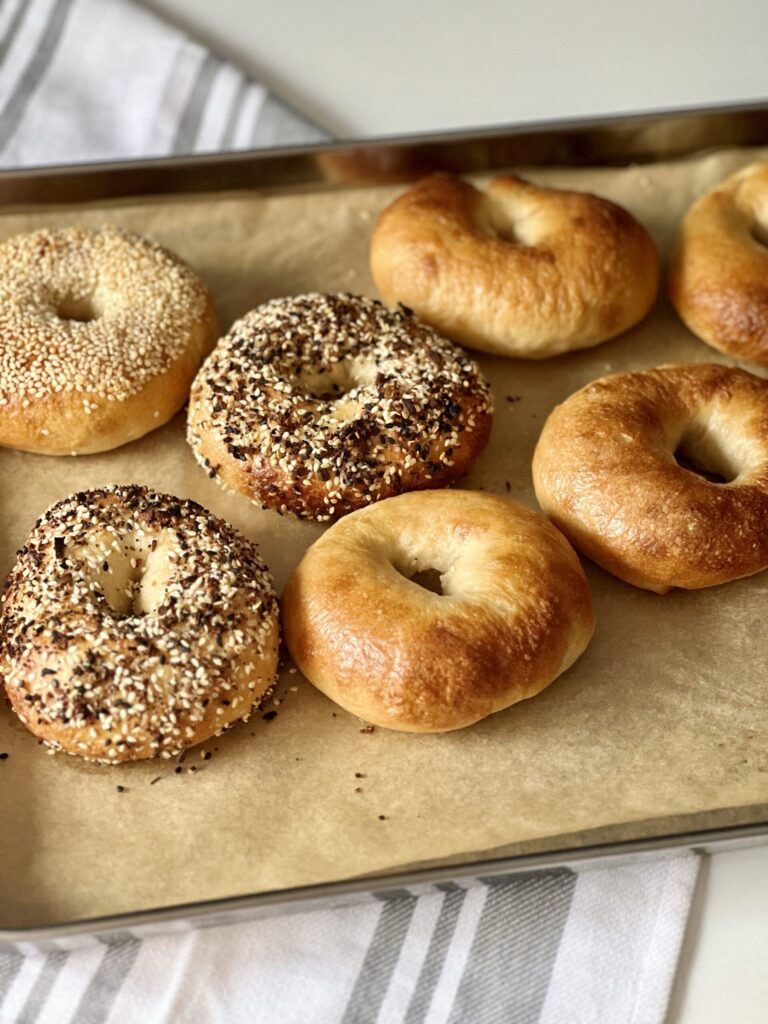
[3,823,767,953]
[2,101,768,949]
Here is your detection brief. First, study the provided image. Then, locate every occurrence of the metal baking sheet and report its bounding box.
[1,102,768,946]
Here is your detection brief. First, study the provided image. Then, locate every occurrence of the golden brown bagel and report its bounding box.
[0,226,218,455]
[282,490,594,732]
[187,293,493,521]
[0,485,279,762]
[370,173,659,358]
[532,363,768,593]
[669,161,768,364]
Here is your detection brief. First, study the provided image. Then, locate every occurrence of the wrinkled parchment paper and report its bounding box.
[2,145,768,928]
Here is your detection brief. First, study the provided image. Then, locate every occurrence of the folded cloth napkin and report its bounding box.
[0,0,327,169]
[1,854,699,1024]
[0,2,700,1022]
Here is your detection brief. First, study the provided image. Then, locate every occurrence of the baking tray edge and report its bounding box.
[2,99,768,944]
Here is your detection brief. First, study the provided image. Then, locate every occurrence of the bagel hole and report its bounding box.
[479,192,540,246]
[481,219,519,244]
[674,433,735,485]
[478,205,521,244]
[674,449,728,484]
[297,361,356,401]
[56,295,97,323]
[97,537,172,617]
[751,219,768,248]
[296,358,377,422]
[101,558,150,617]
[407,568,444,595]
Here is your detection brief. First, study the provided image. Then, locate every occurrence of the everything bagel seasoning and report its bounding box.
[187,293,493,520]
[0,485,279,762]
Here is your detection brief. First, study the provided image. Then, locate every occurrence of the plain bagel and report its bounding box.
[669,160,768,364]
[532,363,768,593]
[370,173,659,358]
[282,489,594,732]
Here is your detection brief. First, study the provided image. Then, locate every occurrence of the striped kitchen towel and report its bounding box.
[1,854,699,1024]
[0,0,328,169]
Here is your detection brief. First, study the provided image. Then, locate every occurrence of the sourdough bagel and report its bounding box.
[282,490,594,732]
[669,160,768,364]
[0,485,279,762]
[532,363,768,592]
[370,173,659,358]
[0,226,218,454]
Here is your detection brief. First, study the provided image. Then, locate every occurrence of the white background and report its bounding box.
[145,1,768,1019]
[143,0,767,139]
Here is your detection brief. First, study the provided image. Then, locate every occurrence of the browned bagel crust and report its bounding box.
[532,363,768,593]
[0,227,218,455]
[669,161,768,364]
[0,486,279,762]
[370,173,659,358]
[282,490,594,732]
[187,294,493,521]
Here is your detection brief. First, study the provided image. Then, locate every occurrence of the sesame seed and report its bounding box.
[0,226,211,415]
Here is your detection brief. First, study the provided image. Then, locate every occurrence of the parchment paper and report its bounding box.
[2,146,768,928]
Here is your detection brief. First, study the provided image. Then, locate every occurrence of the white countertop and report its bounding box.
[668,843,768,1022]
[144,2,768,1018]
[143,0,766,138]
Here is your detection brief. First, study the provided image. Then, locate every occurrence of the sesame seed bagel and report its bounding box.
[0,485,279,762]
[0,226,219,454]
[532,363,768,593]
[669,161,768,364]
[282,490,594,732]
[187,293,493,521]
[369,173,659,358]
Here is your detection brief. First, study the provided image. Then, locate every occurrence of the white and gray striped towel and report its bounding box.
[2,856,699,1024]
[0,1,700,1022]
[0,0,327,169]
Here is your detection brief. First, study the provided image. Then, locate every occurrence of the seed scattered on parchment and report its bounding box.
[360,725,374,735]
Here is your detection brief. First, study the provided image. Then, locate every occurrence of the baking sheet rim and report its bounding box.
[3,102,768,938]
